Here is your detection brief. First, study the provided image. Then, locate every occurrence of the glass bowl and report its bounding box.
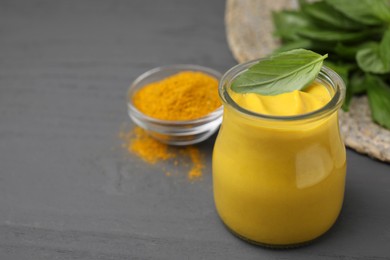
[127,64,223,146]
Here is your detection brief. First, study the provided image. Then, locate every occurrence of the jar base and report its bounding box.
[220,219,325,249]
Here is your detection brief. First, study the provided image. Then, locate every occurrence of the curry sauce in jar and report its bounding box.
[212,60,346,247]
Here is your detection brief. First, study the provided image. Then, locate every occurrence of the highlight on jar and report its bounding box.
[127,64,223,145]
[212,49,347,248]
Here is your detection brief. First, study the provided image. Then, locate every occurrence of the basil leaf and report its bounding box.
[366,74,390,129]
[356,40,390,74]
[301,1,364,30]
[297,27,375,42]
[273,40,313,53]
[379,29,390,71]
[335,42,377,60]
[349,73,367,95]
[356,44,386,73]
[356,32,390,74]
[274,39,334,54]
[231,49,327,95]
[342,72,367,111]
[324,61,352,86]
[326,0,390,25]
[371,0,390,23]
[272,11,310,41]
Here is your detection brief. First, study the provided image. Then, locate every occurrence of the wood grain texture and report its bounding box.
[0,0,389,259]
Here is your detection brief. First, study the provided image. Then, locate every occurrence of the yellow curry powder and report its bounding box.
[120,70,219,179]
[120,127,205,180]
[120,127,175,164]
[132,71,221,120]
[186,146,203,179]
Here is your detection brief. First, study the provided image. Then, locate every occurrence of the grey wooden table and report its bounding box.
[1,0,389,259]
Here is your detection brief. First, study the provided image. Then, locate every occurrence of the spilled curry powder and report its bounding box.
[120,127,174,164]
[120,70,219,180]
[120,127,204,180]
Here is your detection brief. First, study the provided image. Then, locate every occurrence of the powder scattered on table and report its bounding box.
[120,127,174,164]
[120,127,205,180]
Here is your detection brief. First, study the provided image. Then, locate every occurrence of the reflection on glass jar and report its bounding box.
[212,61,346,248]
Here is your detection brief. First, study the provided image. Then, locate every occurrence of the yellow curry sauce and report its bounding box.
[213,82,346,245]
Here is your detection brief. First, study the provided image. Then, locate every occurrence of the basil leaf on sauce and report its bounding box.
[231,49,327,96]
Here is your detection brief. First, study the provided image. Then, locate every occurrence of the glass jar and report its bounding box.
[213,60,347,248]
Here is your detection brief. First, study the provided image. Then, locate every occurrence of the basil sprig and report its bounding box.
[273,0,390,129]
[231,49,327,95]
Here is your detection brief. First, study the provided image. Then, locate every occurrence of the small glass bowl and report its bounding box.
[127,64,223,146]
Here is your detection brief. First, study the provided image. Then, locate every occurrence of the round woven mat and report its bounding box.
[225,0,390,162]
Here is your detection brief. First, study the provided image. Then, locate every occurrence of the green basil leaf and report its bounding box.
[301,1,364,30]
[379,29,390,71]
[371,0,390,23]
[366,74,390,129]
[326,0,390,25]
[342,72,367,111]
[297,27,375,42]
[324,61,352,86]
[273,40,313,53]
[297,0,307,7]
[350,72,367,95]
[356,44,386,73]
[231,49,327,95]
[274,39,335,54]
[272,10,310,41]
[335,42,377,60]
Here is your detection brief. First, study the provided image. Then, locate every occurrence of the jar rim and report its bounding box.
[219,59,346,122]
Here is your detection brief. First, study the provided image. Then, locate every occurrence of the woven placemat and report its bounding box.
[225,0,390,162]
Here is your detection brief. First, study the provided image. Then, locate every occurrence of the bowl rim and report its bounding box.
[127,64,224,126]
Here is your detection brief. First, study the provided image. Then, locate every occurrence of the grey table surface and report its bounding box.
[1,0,389,259]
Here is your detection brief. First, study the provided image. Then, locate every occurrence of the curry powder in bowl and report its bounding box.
[128,64,223,145]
